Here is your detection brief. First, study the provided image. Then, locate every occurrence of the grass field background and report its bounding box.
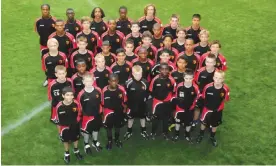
[2,0,276,164]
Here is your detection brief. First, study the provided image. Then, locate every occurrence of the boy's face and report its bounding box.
[48,41,58,51]
[101,45,110,53]
[163,37,172,47]
[177,59,187,70]
[131,24,140,33]
[94,8,102,18]
[147,6,154,16]
[125,43,134,53]
[205,57,216,68]
[132,70,142,81]
[76,63,87,74]
[96,58,105,69]
[66,10,75,20]
[142,37,152,46]
[177,30,186,39]
[117,52,126,62]
[200,34,209,43]
[108,20,116,31]
[139,51,147,59]
[153,27,161,36]
[77,41,87,50]
[213,72,224,85]
[109,77,118,88]
[185,40,194,51]
[160,65,169,77]
[184,75,193,84]
[119,8,127,19]
[170,17,178,28]
[192,17,200,26]
[160,53,170,63]
[55,70,67,81]
[55,21,65,32]
[210,44,220,54]
[83,77,94,88]
[62,92,74,103]
[41,6,50,16]
[82,21,91,30]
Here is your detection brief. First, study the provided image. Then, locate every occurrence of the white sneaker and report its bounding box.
[43,80,48,87]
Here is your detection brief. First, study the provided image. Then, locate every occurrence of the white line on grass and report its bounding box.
[1,101,50,136]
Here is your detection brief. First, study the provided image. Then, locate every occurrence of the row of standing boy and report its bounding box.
[35,4,230,164]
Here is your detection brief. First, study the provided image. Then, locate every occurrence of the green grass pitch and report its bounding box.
[2,0,276,164]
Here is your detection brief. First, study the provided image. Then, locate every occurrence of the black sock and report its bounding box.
[175,130,180,136]
[74,148,79,153]
[127,127,132,133]
[65,151,69,155]
[152,119,159,133]
[84,142,89,145]
[115,128,120,140]
[200,129,205,136]
[107,128,112,141]
[162,118,169,134]
[185,131,190,137]
[141,127,146,132]
[93,140,97,144]
[210,131,216,138]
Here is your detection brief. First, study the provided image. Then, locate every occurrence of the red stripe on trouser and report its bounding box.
[103,108,114,123]
[81,116,95,131]
[200,107,211,121]
[59,126,69,136]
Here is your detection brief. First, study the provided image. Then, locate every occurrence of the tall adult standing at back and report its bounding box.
[138,4,162,35]
[90,7,108,37]
[35,4,56,51]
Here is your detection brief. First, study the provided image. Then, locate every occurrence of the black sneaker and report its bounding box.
[196,135,203,144]
[150,133,156,140]
[106,141,112,150]
[141,131,149,140]
[115,139,123,148]
[84,144,92,155]
[123,132,133,141]
[64,154,70,164]
[162,133,170,141]
[74,151,83,160]
[185,136,193,144]
[210,137,218,147]
[92,141,103,152]
[172,135,179,142]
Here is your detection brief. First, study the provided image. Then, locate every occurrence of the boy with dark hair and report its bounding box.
[100,41,116,67]
[65,8,82,38]
[71,59,87,97]
[185,14,205,44]
[162,14,179,39]
[102,74,127,150]
[172,69,200,142]
[152,23,163,49]
[124,39,138,63]
[101,19,125,54]
[149,63,176,140]
[171,55,188,84]
[116,6,132,36]
[124,22,143,50]
[111,48,132,85]
[156,34,179,63]
[172,27,186,53]
[51,87,83,164]
[90,7,108,36]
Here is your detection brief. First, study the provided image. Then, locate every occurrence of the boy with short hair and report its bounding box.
[196,71,230,147]
[90,53,112,89]
[132,47,154,82]
[116,6,132,36]
[177,38,200,72]
[185,14,205,44]
[70,36,94,74]
[193,54,218,126]
[172,69,200,142]
[51,87,83,164]
[171,55,188,84]
[124,65,150,140]
[156,34,179,63]
[71,59,87,97]
[42,38,68,87]
[101,19,125,54]
[124,22,143,50]
[149,63,176,140]
[124,39,138,63]
[76,16,100,54]
[151,49,176,78]
[77,73,103,154]
[152,23,163,49]
[162,14,179,39]
[172,27,186,53]
[102,74,127,150]
[100,41,117,67]
[194,30,210,56]
[200,40,227,71]
[65,8,82,38]
[134,31,158,61]
[48,65,73,126]
[111,48,132,85]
